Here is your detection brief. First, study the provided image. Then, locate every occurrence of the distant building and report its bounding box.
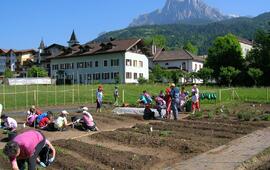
[0,48,36,76]
[151,48,205,83]
[50,39,149,84]
[238,37,253,58]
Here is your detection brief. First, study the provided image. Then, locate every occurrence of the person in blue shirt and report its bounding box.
[170,83,180,120]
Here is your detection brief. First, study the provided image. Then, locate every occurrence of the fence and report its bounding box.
[0,84,269,110]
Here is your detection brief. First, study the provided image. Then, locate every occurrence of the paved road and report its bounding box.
[166,127,270,170]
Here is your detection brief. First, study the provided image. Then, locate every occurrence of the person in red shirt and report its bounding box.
[38,112,53,129]
[164,88,172,119]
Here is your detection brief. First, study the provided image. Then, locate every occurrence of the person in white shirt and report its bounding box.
[1,114,17,132]
[54,110,72,131]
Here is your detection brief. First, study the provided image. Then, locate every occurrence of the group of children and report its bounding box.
[140,84,201,120]
[26,105,99,132]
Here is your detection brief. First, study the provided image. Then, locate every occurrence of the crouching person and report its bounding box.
[3,130,56,170]
[54,110,72,131]
[143,104,155,120]
[154,96,166,119]
[1,114,17,132]
[81,109,98,131]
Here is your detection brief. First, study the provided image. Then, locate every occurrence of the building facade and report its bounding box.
[238,37,253,58]
[50,39,149,84]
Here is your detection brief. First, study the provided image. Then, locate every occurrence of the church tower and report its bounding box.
[68,30,79,47]
[37,39,45,64]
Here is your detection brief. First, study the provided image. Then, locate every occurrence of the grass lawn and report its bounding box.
[0,84,269,110]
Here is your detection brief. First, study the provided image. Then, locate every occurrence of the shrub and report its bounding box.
[237,111,254,121]
[137,77,148,84]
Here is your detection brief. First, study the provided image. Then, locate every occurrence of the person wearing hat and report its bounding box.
[3,130,56,170]
[54,110,72,131]
[81,110,98,131]
[113,86,119,106]
[164,88,172,119]
[170,83,180,120]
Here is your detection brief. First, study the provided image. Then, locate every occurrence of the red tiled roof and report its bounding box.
[238,37,253,46]
[51,39,142,59]
[153,49,205,62]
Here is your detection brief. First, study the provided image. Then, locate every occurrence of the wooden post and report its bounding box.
[91,87,94,104]
[14,84,17,110]
[3,83,5,110]
[219,89,221,103]
[26,75,28,108]
[64,73,66,105]
[77,72,80,104]
[267,88,269,102]
[72,88,75,104]
[55,73,57,106]
[34,90,37,106]
[122,89,125,104]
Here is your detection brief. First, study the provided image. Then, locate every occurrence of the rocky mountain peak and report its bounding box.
[129,0,229,27]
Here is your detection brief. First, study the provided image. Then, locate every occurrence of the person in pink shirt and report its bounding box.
[81,107,98,131]
[3,130,56,170]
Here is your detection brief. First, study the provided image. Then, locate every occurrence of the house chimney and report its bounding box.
[152,44,157,55]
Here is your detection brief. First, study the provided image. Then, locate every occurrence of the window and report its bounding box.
[103,60,108,67]
[126,59,132,66]
[139,61,143,67]
[126,72,132,79]
[77,62,84,68]
[95,61,98,67]
[85,62,90,68]
[87,74,91,80]
[195,64,197,71]
[139,73,143,78]
[111,59,119,66]
[199,65,202,69]
[134,73,138,79]
[165,63,169,66]
[182,62,186,71]
[133,60,137,67]
[94,73,100,80]
[60,64,65,69]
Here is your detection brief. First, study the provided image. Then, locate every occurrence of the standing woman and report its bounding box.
[164,88,172,119]
[96,85,103,113]
[3,130,56,170]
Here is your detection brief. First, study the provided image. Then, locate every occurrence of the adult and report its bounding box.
[170,83,180,120]
[3,130,56,170]
[96,85,103,113]
[164,88,172,119]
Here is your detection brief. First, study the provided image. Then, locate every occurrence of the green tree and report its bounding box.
[27,66,48,77]
[247,68,263,86]
[183,42,198,55]
[144,35,167,48]
[137,77,148,84]
[197,67,214,84]
[206,33,243,81]
[151,64,165,82]
[171,70,182,84]
[219,66,240,87]
[4,68,14,78]
[247,28,270,85]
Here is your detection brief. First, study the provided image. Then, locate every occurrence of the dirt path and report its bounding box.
[167,127,270,170]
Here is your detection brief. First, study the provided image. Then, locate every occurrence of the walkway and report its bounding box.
[166,127,270,170]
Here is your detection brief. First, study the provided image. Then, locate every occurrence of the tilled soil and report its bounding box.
[90,120,270,168]
[50,139,158,170]
[1,107,270,169]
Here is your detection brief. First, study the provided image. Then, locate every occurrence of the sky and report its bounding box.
[0,0,269,49]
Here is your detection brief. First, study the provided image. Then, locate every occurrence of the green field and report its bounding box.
[0,84,269,110]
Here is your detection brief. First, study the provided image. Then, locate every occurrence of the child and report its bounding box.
[154,96,166,119]
[38,112,54,130]
[96,85,103,113]
[113,86,119,106]
[191,91,200,114]
[143,104,155,120]
[143,90,152,105]
[54,110,72,131]
[81,110,98,131]
[179,87,188,112]
[1,114,17,132]
[159,90,165,99]
[164,88,172,119]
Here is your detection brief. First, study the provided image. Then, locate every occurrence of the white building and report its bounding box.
[238,37,253,58]
[50,39,149,84]
[152,49,205,83]
[0,49,17,73]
